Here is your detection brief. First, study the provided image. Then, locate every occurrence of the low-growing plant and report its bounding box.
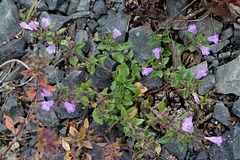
[0,10,223,160]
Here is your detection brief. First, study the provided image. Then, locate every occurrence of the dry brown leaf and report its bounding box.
[62,138,70,151]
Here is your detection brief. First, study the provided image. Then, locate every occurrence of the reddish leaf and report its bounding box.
[96,143,107,147]
[5,115,15,134]
[28,90,36,99]
[112,141,118,148]
[40,78,47,86]
[44,85,57,92]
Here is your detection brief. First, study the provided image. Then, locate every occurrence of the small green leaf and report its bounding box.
[162,37,171,43]
[163,51,172,57]
[89,65,95,75]
[80,96,89,105]
[57,28,66,35]
[112,44,124,51]
[119,62,129,77]
[49,23,56,30]
[92,108,103,125]
[69,56,78,66]
[112,52,125,63]
[121,107,127,119]
[175,44,184,56]
[158,136,171,144]
[47,37,53,44]
[179,142,184,152]
[75,42,85,50]
[128,50,134,60]
[97,55,107,63]
[105,44,111,51]
[186,70,191,81]
[73,88,82,94]
[171,79,179,87]
[174,74,183,81]
[148,38,159,45]
[185,30,195,41]
[181,113,187,120]
[88,57,98,63]
[60,40,68,45]
[122,42,133,50]
[166,130,175,136]
[179,66,186,75]
[146,114,155,120]
[134,142,141,148]
[184,88,189,99]
[188,44,196,52]
[136,119,145,126]
[158,99,165,113]
[30,33,37,37]
[162,30,170,36]
[161,57,169,67]
[97,44,106,50]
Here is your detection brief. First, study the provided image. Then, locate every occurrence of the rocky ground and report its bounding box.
[1,0,240,159]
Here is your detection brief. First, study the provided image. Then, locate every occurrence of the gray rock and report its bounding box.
[68,22,76,40]
[97,12,129,44]
[127,138,134,149]
[128,26,158,64]
[220,27,233,41]
[87,143,104,160]
[3,65,25,82]
[163,139,187,160]
[93,0,107,14]
[232,49,240,58]
[57,1,68,14]
[46,0,65,10]
[19,0,48,11]
[91,66,112,91]
[204,55,216,62]
[198,74,215,95]
[40,12,72,31]
[210,59,219,68]
[108,0,123,2]
[171,41,182,68]
[208,122,240,160]
[0,37,27,64]
[3,95,24,124]
[87,19,99,31]
[209,40,230,54]
[59,127,68,136]
[196,150,209,160]
[213,102,231,126]
[34,104,60,128]
[232,98,240,118]
[0,0,20,44]
[75,30,90,53]
[89,41,101,57]
[120,151,132,160]
[188,61,208,78]
[67,0,79,15]
[61,70,88,90]
[166,0,187,17]
[53,102,88,120]
[218,51,231,59]
[179,17,223,40]
[139,75,163,91]
[43,65,64,85]
[77,0,91,11]
[215,55,240,96]
[157,149,171,160]
[76,18,87,30]
[233,23,240,37]
[104,52,117,71]
[71,11,91,19]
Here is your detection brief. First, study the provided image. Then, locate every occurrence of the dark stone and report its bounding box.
[0,0,20,44]
[40,11,72,31]
[76,18,87,30]
[46,0,65,10]
[3,65,25,82]
[196,150,209,160]
[232,98,240,118]
[68,22,77,40]
[163,139,187,160]
[208,122,240,160]
[58,1,69,14]
[89,41,101,57]
[139,75,163,91]
[91,66,112,91]
[120,151,132,160]
[71,11,91,19]
[198,74,215,95]
[59,127,68,136]
[67,0,79,15]
[103,52,117,71]
[3,95,24,124]
[157,149,170,160]
[221,27,233,41]
[42,65,64,85]
[87,143,104,160]
[127,137,134,149]
[75,30,90,53]
[19,0,48,11]
[166,0,187,17]
[210,40,230,54]
[204,55,216,62]
[215,55,240,96]
[77,0,91,11]
[97,12,129,44]
[87,19,99,31]
[34,104,60,128]
[128,26,158,64]
[213,102,231,126]
[0,37,27,64]
[218,52,231,59]
[93,0,107,15]
[61,70,88,90]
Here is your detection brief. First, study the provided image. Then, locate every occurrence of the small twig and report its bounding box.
[0,59,29,70]
[195,113,213,125]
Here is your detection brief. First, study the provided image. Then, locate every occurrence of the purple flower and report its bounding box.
[20,20,37,30]
[205,136,222,146]
[193,92,200,104]
[182,117,194,133]
[142,68,153,76]
[40,88,53,97]
[153,48,161,59]
[113,28,122,39]
[64,102,76,113]
[188,24,197,35]
[42,100,54,111]
[46,44,56,54]
[41,17,51,29]
[195,68,207,79]
[199,45,210,56]
[207,35,219,44]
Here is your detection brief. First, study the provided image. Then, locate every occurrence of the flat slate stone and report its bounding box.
[232,98,240,118]
[215,55,240,96]
[213,102,231,126]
